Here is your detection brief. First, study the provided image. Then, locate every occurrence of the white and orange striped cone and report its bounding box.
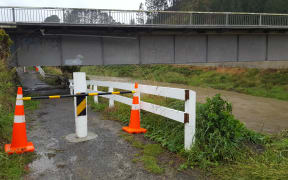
[5,87,34,154]
[122,83,147,134]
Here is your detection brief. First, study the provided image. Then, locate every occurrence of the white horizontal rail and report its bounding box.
[138,84,185,100]
[87,89,132,106]
[37,66,45,78]
[70,78,196,150]
[140,101,185,123]
[89,81,134,91]
[86,80,185,100]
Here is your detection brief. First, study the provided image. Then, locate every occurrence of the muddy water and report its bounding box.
[89,75,288,134]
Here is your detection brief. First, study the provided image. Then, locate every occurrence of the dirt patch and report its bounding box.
[216,67,246,74]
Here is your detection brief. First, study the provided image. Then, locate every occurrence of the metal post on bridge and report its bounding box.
[225,13,229,26]
[12,8,15,22]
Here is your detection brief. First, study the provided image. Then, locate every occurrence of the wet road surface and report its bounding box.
[17,68,68,96]
[20,70,196,180]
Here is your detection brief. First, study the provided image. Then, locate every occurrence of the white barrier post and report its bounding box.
[93,85,98,103]
[73,72,87,138]
[69,82,73,95]
[37,66,46,78]
[109,86,114,108]
[184,90,196,150]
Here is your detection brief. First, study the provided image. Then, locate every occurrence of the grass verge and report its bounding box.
[40,66,64,86]
[81,65,288,101]
[88,92,288,179]
[0,29,39,179]
[120,133,164,174]
[0,61,39,179]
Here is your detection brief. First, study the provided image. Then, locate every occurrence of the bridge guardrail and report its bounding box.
[69,79,196,150]
[1,6,288,27]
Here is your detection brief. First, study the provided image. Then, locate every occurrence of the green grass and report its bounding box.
[81,65,288,101]
[42,66,62,76]
[24,100,40,111]
[88,92,288,179]
[140,155,164,174]
[213,131,288,179]
[40,66,64,86]
[119,133,164,174]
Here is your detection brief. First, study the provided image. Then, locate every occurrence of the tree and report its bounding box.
[145,0,169,11]
[63,9,116,24]
[137,3,145,24]
[44,15,60,23]
[168,0,288,13]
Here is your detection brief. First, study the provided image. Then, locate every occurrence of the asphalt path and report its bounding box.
[19,70,195,180]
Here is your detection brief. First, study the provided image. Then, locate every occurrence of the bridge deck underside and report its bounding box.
[7,25,288,66]
[11,34,288,66]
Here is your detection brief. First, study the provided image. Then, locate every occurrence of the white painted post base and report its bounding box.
[109,87,114,108]
[73,72,88,138]
[93,85,98,103]
[184,90,196,150]
[66,72,97,143]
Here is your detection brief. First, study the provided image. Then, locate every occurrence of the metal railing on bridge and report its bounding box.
[1,6,288,27]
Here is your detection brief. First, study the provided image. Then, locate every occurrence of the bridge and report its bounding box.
[2,7,288,66]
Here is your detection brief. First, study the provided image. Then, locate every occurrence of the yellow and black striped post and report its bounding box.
[76,94,86,117]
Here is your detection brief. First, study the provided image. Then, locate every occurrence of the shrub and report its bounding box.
[60,66,81,74]
[185,94,267,169]
[0,29,13,61]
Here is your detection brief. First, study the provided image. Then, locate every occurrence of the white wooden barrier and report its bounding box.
[36,66,46,78]
[73,72,88,138]
[69,79,196,150]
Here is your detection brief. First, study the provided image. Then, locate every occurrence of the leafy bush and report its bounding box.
[185,94,267,168]
[0,29,13,61]
[60,66,81,74]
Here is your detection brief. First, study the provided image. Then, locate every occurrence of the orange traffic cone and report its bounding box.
[122,83,147,134]
[5,87,35,154]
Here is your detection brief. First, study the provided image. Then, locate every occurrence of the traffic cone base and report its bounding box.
[4,87,35,154]
[122,126,147,134]
[5,142,34,155]
[122,109,147,134]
